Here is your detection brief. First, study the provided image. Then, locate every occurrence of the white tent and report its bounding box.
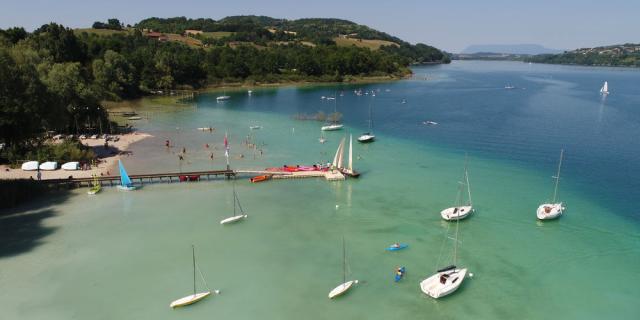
[39,161,58,171]
[21,161,39,171]
[61,162,80,171]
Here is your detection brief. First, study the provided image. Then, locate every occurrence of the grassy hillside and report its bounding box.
[334,37,399,50]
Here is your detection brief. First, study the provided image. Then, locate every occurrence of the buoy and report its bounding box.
[469,273,474,278]
[335,205,339,209]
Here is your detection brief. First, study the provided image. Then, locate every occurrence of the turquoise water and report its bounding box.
[1,61,639,319]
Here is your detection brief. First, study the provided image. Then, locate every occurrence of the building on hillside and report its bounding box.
[145,32,168,42]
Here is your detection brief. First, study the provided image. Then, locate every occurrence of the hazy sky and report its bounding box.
[2,0,638,52]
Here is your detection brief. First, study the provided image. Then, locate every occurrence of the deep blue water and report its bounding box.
[198,61,640,222]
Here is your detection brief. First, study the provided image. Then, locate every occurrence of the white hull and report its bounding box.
[537,203,564,220]
[357,134,375,142]
[197,127,214,131]
[441,206,473,221]
[220,214,247,225]
[321,124,344,131]
[420,268,467,299]
[170,291,211,308]
[328,280,358,299]
[216,96,230,101]
[87,187,101,195]
[117,185,137,191]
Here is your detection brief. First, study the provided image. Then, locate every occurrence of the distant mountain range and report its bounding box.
[461,44,563,55]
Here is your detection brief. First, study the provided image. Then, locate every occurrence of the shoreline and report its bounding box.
[0,133,152,181]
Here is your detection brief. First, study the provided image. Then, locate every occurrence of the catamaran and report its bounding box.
[322,92,344,131]
[441,157,473,221]
[220,181,248,225]
[358,100,375,143]
[600,81,609,95]
[420,210,468,298]
[537,149,566,220]
[169,245,220,308]
[117,160,136,191]
[329,237,359,299]
[87,174,101,195]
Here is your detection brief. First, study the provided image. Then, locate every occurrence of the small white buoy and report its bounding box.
[214,289,221,294]
[469,273,474,278]
[335,205,339,209]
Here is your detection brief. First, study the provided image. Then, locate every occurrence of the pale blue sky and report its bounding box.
[1,0,638,52]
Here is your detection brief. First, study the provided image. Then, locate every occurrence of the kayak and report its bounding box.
[395,267,406,282]
[250,175,271,183]
[386,243,408,251]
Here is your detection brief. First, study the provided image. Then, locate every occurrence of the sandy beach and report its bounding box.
[0,132,152,180]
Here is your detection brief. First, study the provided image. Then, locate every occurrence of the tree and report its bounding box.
[92,50,138,100]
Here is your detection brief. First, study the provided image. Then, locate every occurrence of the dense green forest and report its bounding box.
[0,16,448,163]
[526,44,640,67]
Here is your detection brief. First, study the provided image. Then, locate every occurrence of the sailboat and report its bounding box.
[440,158,473,221]
[117,160,136,191]
[169,245,220,308]
[217,90,231,101]
[420,210,468,298]
[87,174,101,195]
[341,135,360,177]
[537,149,566,220]
[331,137,346,171]
[600,81,609,95]
[328,237,359,299]
[220,181,248,225]
[322,92,344,131]
[358,100,375,143]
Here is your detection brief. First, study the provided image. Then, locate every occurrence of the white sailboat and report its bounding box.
[420,211,468,298]
[441,158,473,221]
[600,81,609,95]
[322,92,344,131]
[217,90,231,101]
[537,149,565,220]
[331,137,346,170]
[358,100,375,143]
[220,181,247,225]
[170,245,220,308]
[341,135,360,177]
[328,237,358,299]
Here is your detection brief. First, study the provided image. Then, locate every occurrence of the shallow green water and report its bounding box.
[1,61,639,319]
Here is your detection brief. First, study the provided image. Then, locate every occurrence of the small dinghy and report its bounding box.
[116,160,136,191]
[395,267,406,282]
[250,175,271,183]
[329,237,358,299]
[386,243,408,251]
[170,245,220,308]
[220,181,247,225]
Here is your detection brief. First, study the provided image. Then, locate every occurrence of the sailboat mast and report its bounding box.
[464,155,472,206]
[348,135,353,171]
[342,236,346,284]
[552,149,564,203]
[192,245,196,295]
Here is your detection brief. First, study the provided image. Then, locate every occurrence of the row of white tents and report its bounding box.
[21,161,81,171]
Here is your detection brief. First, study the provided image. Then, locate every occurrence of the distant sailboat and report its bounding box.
[328,237,359,299]
[217,90,231,101]
[169,245,220,308]
[420,208,468,298]
[440,157,473,221]
[358,100,375,143]
[117,160,136,191]
[220,181,248,225]
[600,81,609,95]
[322,92,344,131]
[537,149,566,220]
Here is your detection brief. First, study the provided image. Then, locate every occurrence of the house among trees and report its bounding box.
[145,31,168,41]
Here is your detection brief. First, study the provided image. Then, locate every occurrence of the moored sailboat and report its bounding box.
[328,237,359,299]
[537,149,566,220]
[341,135,360,177]
[322,92,344,131]
[358,100,375,143]
[220,181,248,225]
[87,174,101,195]
[170,245,220,308]
[420,210,469,298]
[440,157,473,221]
